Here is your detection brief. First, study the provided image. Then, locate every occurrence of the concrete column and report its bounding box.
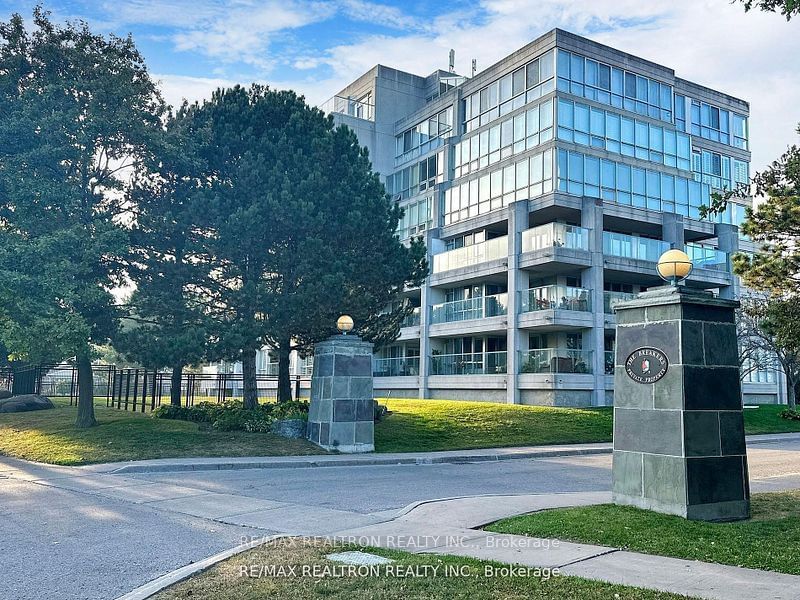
[715,223,739,300]
[662,213,685,249]
[581,197,606,406]
[506,200,528,404]
[419,228,444,399]
[612,286,750,521]
[307,334,375,453]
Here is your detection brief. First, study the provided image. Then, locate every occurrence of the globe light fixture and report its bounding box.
[657,249,693,286]
[337,315,354,335]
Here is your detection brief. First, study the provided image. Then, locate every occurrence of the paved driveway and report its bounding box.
[0,434,798,600]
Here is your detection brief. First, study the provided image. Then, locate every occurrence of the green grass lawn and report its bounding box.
[486,490,800,575]
[152,537,693,600]
[0,397,797,466]
[741,404,800,434]
[375,399,613,452]
[0,398,324,465]
[375,399,799,453]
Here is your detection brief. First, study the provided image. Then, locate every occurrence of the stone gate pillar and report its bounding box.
[612,286,750,521]
[307,334,374,453]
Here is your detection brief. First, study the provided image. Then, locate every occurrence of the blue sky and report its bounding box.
[2,0,799,170]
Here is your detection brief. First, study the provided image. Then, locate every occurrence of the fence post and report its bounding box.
[132,369,140,412]
[141,370,148,413]
[124,369,131,410]
[295,375,300,401]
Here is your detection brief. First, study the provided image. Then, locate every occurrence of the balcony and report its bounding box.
[430,351,508,375]
[603,232,669,262]
[373,356,420,377]
[401,307,421,328]
[431,293,508,324]
[521,285,591,313]
[522,223,589,253]
[320,95,374,121]
[605,350,615,375]
[686,242,728,271]
[519,349,594,374]
[432,236,508,274]
[603,291,637,313]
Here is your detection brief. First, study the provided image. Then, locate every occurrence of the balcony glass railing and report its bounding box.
[602,232,670,262]
[430,351,508,375]
[519,349,593,374]
[521,285,591,312]
[431,293,508,324]
[603,291,637,313]
[401,307,421,328]
[686,243,729,271]
[319,95,374,121]
[373,356,420,377]
[522,223,589,253]
[604,350,615,375]
[432,236,508,273]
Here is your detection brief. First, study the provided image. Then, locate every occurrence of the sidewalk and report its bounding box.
[85,431,799,474]
[331,492,800,600]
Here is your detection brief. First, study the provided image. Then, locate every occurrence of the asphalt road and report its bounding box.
[0,434,798,600]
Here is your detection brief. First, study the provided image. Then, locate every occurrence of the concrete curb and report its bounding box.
[105,446,612,474]
[115,534,289,600]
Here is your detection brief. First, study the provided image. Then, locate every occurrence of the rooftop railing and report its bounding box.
[320,95,374,121]
[401,307,421,328]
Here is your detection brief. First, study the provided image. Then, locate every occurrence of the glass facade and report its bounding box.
[463,49,555,133]
[444,149,554,225]
[557,98,691,170]
[557,148,713,219]
[557,49,673,122]
[454,99,554,178]
[395,107,453,164]
[386,151,444,199]
[396,195,433,240]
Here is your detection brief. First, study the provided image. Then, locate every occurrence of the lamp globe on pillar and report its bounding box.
[336,315,354,335]
[657,249,693,286]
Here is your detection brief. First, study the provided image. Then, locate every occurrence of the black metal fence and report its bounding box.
[0,365,311,412]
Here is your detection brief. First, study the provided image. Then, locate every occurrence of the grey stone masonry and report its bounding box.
[612,286,750,521]
[307,334,375,453]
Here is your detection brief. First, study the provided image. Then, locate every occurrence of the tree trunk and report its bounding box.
[75,348,97,428]
[170,364,184,406]
[277,338,292,403]
[787,377,797,411]
[242,347,259,409]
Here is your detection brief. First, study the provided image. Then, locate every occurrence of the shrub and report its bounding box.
[152,398,310,432]
[779,409,800,421]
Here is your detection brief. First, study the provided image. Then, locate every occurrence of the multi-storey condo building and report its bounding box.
[324,29,783,406]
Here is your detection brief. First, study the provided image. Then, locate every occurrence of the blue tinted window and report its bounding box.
[557,50,570,78]
[570,54,584,83]
[632,168,646,194]
[621,117,634,143]
[601,160,615,187]
[568,151,583,181]
[617,164,631,191]
[606,113,620,140]
[558,99,573,127]
[575,103,589,132]
[590,108,604,136]
[585,156,600,185]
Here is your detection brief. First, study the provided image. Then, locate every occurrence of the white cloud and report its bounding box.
[144,0,798,171]
[270,0,798,171]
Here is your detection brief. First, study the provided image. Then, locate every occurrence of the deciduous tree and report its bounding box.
[0,9,165,426]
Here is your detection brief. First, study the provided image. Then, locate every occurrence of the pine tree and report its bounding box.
[117,106,214,405]
[191,85,426,406]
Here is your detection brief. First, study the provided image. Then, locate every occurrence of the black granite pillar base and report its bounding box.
[612,286,750,521]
